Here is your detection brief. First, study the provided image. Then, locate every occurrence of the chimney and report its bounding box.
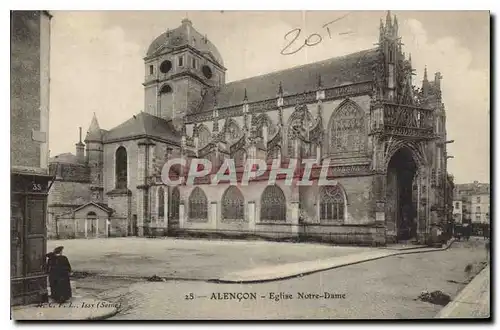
[76,127,85,163]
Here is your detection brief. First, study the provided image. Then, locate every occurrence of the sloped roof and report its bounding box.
[50,152,78,164]
[198,48,379,112]
[73,202,114,214]
[103,112,182,144]
[85,113,102,142]
[146,19,224,66]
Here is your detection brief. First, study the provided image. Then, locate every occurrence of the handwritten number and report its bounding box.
[281,13,351,55]
[281,28,305,56]
[32,183,42,191]
[305,33,322,47]
[185,293,194,300]
[281,30,322,55]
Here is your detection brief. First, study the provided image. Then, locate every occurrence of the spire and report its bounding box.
[422,66,430,96]
[78,127,82,144]
[385,10,392,30]
[393,15,398,36]
[243,88,248,102]
[317,74,323,89]
[277,81,283,96]
[85,112,102,142]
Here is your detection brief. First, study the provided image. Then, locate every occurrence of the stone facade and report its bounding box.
[11,10,52,306]
[50,12,449,246]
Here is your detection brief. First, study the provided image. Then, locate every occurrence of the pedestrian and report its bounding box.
[463,223,470,241]
[46,246,72,303]
[45,251,57,300]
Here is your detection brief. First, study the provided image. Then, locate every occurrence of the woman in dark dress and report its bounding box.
[46,246,72,303]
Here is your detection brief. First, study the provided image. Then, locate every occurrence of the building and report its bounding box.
[454,181,490,224]
[50,12,449,245]
[11,10,52,306]
[452,200,463,224]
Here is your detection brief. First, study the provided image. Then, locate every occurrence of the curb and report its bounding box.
[214,239,458,284]
[435,264,490,318]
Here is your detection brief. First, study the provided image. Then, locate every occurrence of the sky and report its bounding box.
[48,10,490,184]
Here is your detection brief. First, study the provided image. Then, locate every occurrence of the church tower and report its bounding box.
[378,11,402,101]
[143,18,226,131]
[84,113,104,202]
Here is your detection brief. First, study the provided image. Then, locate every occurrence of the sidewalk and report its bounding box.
[436,264,490,319]
[216,243,453,283]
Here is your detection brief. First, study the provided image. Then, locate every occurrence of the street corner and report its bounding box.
[11,298,120,321]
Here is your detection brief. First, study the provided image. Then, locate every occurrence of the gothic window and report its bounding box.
[320,185,345,222]
[224,120,241,143]
[149,65,154,75]
[260,185,286,222]
[255,114,275,139]
[198,125,211,149]
[158,186,165,217]
[328,101,365,155]
[178,56,184,67]
[188,187,208,221]
[115,146,127,189]
[287,108,313,158]
[169,187,180,220]
[222,186,245,221]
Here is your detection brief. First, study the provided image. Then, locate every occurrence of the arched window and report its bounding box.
[188,187,208,221]
[115,146,127,189]
[158,186,165,217]
[287,108,313,158]
[160,84,172,94]
[328,101,365,155]
[254,114,275,139]
[224,120,241,143]
[320,185,345,222]
[198,125,211,149]
[260,185,286,222]
[169,187,180,220]
[222,186,245,221]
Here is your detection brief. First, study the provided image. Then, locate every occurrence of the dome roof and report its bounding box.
[146,18,224,66]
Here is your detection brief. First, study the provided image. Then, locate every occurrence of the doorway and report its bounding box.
[386,147,418,242]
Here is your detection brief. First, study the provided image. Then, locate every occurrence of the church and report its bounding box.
[48,12,449,245]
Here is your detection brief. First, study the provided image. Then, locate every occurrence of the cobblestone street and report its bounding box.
[65,238,488,319]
